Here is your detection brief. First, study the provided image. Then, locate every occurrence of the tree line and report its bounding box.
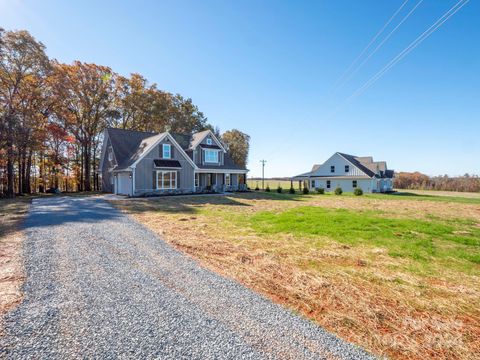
[0,29,249,197]
[394,172,480,193]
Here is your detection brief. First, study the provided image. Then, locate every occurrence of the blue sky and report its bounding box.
[1,0,478,177]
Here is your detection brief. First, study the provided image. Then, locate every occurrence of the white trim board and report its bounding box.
[130,132,198,170]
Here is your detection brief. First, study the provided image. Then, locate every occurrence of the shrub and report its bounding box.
[302,187,309,194]
[316,188,325,194]
[289,187,295,194]
[255,186,260,191]
[277,186,282,193]
[265,185,271,192]
[334,187,343,195]
[354,188,363,196]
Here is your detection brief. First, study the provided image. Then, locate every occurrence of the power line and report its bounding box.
[344,0,469,106]
[339,0,424,89]
[334,0,409,91]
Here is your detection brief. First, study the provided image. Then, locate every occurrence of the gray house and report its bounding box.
[99,128,248,196]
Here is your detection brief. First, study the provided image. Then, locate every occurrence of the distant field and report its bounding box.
[248,179,301,189]
[113,190,480,359]
[398,188,480,199]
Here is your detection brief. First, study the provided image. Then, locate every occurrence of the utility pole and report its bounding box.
[260,159,267,190]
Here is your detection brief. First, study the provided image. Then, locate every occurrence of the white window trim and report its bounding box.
[156,170,177,190]
[225,173,231,186]
[163,144,171,159]
[206,138,212,145]
[204,149,219,163]
[330,166,335,173]
[345,165,349,172]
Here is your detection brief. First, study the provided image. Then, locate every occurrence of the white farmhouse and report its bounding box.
[293,152,394,193]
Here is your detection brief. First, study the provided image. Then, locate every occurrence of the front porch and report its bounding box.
[195,171,247,193]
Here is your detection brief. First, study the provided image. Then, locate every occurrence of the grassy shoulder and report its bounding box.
[0,198,30,334]
[112,191,480,360]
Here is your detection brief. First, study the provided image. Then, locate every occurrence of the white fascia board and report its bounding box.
[130,132,198,170]
[335,152,374,178]
[195,168,248,174]
[195,130,227,153]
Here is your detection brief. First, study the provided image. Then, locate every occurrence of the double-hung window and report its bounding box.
[204,150,218,163]
[156,171,177,190]
[163,144,171,159]
[345,165,349,172]
[352,180,357,188]
[326,180,331,189]
[330,165,335,173]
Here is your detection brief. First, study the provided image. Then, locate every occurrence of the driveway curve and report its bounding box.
[1,196,373,359]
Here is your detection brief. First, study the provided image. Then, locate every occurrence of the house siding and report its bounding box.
[134,138,194,195]
[312,153,367,177]
[197,134,224,166]
[312,178,375,193]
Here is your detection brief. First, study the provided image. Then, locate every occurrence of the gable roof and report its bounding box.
[189,130,210,149]
[189,129,226,152]
[337,152,377,177]
[293,152,393,179]
[171,133,193,150]
[104,127,246,172]
[106,128,158,170]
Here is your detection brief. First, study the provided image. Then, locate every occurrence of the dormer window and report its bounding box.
[204,149,218,163]
[206,138,212,145]
[163,144,171,159]
[330,165,335,173]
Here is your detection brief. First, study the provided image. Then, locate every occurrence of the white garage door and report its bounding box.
[116,173,132,196]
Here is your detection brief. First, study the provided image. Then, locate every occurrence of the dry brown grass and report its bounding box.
[399,189,480,199]
[112,192,480,360]
[0,198,29,335]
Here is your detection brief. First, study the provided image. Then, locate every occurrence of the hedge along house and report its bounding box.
[99,128,248,196]
[293,152,394,193]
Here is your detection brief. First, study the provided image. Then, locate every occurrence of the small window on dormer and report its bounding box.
[163,144,171,159]
[330,166,335,173]
[206,138,212,145]
[345,165,349,172]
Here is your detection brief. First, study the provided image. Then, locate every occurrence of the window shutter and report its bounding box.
[159,144,163,158]
[177,171,180,189]
[153,171,157,189]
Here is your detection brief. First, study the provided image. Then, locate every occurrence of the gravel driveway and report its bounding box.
[1,196,374,359]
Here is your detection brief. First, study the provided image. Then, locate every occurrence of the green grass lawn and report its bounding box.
[247,206,480,273]
[114,191,480,359]
[245,185,480,205]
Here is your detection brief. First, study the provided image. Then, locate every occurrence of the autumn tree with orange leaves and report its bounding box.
[0,28,246,196]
